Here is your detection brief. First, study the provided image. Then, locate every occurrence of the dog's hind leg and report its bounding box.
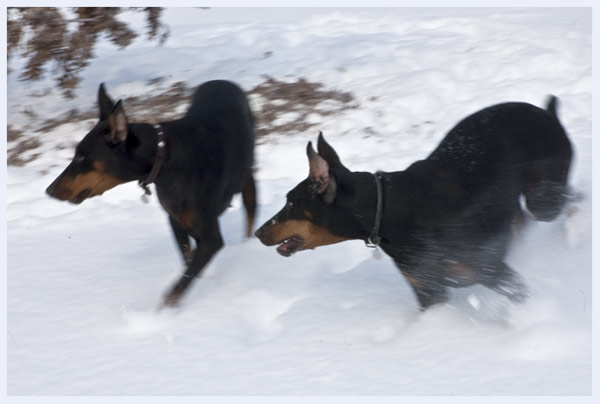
[523,101,573,222]
[241,171,257,238]
[162,218,224,308]
[168,216,194,265]
[479,261,529,304]
[523,160,572,222]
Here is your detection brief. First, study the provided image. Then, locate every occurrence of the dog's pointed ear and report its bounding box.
[307,140,337,204]
[107,100,129,143]
[98,83,115,121]
[317,132,344,169]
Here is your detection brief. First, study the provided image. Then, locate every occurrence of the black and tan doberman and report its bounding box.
[256,97,572,310]
[47,80,256,307]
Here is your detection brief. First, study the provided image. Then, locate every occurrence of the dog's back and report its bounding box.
[162,80,255,214]
[185,79,254,138]
[427,97,572,223]
[185,79,254,179]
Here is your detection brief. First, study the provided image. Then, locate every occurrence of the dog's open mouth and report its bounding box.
[276,236,304,257]
[69,189,91,204]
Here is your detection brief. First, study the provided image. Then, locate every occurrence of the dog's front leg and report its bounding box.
[168,215,195,265]
[162,219,224,308]
[413,282,448,310]
[396,262,449,310]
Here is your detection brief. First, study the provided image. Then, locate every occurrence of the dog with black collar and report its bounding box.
[255,97,573,310]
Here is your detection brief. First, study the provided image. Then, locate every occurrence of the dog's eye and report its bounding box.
[73,153,85,164]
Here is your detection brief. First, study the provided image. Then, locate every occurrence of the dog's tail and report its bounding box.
[546,95,559,117]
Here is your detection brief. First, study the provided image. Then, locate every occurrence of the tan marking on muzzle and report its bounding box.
[262,219,348,250]
[52,161,125,201]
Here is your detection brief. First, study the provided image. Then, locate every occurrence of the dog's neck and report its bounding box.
[336,164,453,246]
[119,122,168,182]
[331,170,385,243]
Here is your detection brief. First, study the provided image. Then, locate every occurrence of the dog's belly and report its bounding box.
[441,260,479,287]
[383,211,516,288]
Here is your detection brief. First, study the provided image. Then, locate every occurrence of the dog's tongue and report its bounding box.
[276,236,303,257]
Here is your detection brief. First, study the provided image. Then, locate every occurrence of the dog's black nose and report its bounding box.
[255,225,270,244]
[46,177,69,201]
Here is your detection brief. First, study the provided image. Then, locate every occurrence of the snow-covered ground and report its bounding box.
[6,8,593,396]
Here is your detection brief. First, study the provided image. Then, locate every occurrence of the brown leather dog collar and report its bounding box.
[139,123,166,197]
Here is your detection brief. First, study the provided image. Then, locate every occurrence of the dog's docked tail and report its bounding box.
[546,95,559,117]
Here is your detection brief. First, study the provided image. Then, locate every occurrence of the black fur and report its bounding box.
[256,97,573,310]
[47,80,256,307]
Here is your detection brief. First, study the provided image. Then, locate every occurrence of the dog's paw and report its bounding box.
[161,291,183,309]
[496,277,529,304]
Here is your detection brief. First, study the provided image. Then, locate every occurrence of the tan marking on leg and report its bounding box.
[183,246,195,263]
[178,210,194,230]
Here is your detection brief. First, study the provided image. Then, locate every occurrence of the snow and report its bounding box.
[5,7,594,397]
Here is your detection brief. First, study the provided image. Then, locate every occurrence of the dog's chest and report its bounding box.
[155,188,195,227]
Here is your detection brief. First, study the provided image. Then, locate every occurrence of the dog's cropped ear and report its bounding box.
[107,100,129,144]
[317,132,345,169]
[98,83,116,121]
[307,141,337,204]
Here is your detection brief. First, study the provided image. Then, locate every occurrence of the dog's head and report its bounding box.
[46,84,150,204]
[256,133,368,257]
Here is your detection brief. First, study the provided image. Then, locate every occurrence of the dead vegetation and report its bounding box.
[8,7,169,98]
[248,77,358,137]
[7,8,359,167]
[7,126,42,167]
